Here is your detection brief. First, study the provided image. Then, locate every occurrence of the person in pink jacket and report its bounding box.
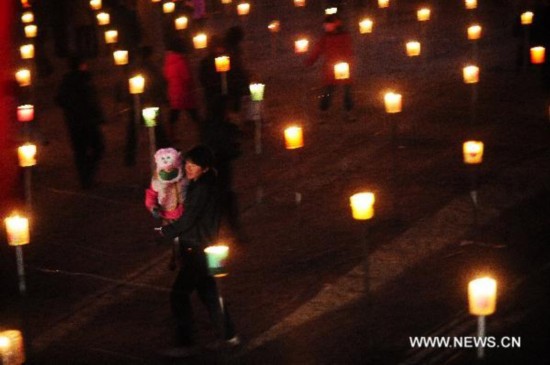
[163,36,201,143]
[305,14,355,117]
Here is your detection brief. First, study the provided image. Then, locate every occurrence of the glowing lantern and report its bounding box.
[204,245,230,277]
[463,141,484,164]
[384,92,402,113]
[19,44,34,59]
[0,330,25,365]
[104,29,118,44]
[350,192,375,220]
[268,20,280,33]
[468,25,482,40]
[417,8,431,21]
[334,62,350,80]
[521,11,534,25]
[215,56,231,72]
[193,33,208,49]
[530,46,545,64]
[4,215,30,246]
[17,105,34,122]
[15,69,31,87]
[294,38,309,53]
[378,0,389,8]
[359,18,373,34]
[249,83,265,101]
[96,12,110,25]
[18,144,37,167]
[129,75,145,94]
[463,65,479,83]
[175,16,189,30]
[90,0,102,10]
[406,41,421,56]
[163,2,175,13]
[284,126,304,149]
[24,25,37,38]
[113,50,128,65]
[21,12,34,24]
[237,2,250,15]
[468,277,497,316]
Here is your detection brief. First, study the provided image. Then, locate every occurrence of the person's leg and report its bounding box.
[343,84,354,111]
[170,263,197,346]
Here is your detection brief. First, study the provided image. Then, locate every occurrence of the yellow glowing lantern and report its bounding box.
[521,11,534,25]
[0,330,25,365]
[417,8,431,21]
[294,0,306,7]
[163,2,175,13]
[468,24,482,40]
[21,11,34,24]
[284,126,304,149]
[325,7,337,15]
[4,215,30,246]
[268,20,280,33]
[215,56,231,72]
[142,107,159,127]
[204,245,229,277]
[530,46,545,64]
[113,50,128,65]
[193,33,208,49]
[104,29,118,44]
[350,192,375,220]
[129,75,145,94]
[175,16,189,30]
[18,144,37,167]
[463,65,479,83]
[384,92,402,113]
[294,38,309,53]
[406,41,421,56]
[378,0,389,8]
[221,0,232,4]
[24,25,37,38]
[96,12,110,25]
[334,62,350,80]
[249,83,265,101]
[19,44,34,59]
[359,18,373,34]
[463,140,484,164]
[17,104,34,122]
[465,0,477,9]
[90,0,102,10]
[468,277,497,316]
[151,0,161,2]
[15,69,31,87]
[237,2,250,15]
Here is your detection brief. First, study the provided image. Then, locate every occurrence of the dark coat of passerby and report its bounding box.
[160,146,239,353]
[223,26,250,114]
[198,36,227,123]
[55,57,105,189]
[305,14,355,114]
[163,36,201,143]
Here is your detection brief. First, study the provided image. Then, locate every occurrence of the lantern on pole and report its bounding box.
[237,2,250,15]
[463,65,479,83]
[113,50,129,65]
[467,24,482,40]
[18,144,37,167]
[350,192,375,220]
[406,41,421,57]
[468,277,497,359]
[463,141,484,164]
[90,0,102,10]
[284,126,304,149]
[4,213,30,295]
[193,33,208,49]
[0,330,25,365]
[204,244,230,277]
[15,69,31,87]
[417,8,431,21]
[294,38,309,53]
[530,46,546,64]
[17,105,34,122]
[21,11,34,23]
[24,24,37,38]
[334,62,350,80]
[96,12,110,25]
[163,1,175,13]
[19,44,34,60]
[175,16,189,30]
[359,18,373,34]
[384,92,402,113]
[521,11,534,25]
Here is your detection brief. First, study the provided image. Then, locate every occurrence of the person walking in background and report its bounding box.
[164,35,202,144]
[305,14,355,121]
[223,26,250,118]
[55,57,105,189]
[159,145,239,356]
[198,35,227,123]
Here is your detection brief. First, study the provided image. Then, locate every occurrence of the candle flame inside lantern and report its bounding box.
[20,44,34,59]
[90,0,102,10]
[359,18,373,34]
[417,8,431,21]
[4,215,30,246]
[468,24,482,40]
[463,140,484,164]
[17,104,34,122]
[268,20,280,33]
[21,11,34,23]
[463,65,479,83]
[530,46,546,64]
[16,69,31,87]
[295,38,309,53]
[468,277,497,316]
[384,92,402,113]
[129,75,145,94]
[237,2,250,15]
[163,1,175,13]
[465,0,477,9]
[406,41,421,56]
[175,16,189,30]
[113,50,128,65]
[521,11,534,25]
[350,192,376,220]
[97,12,110,25]
[284,126,304,149]
[193,33,208,49]
[215,56,231,72]
[334,62,350,80]
[24,24,37,38]
[18,143,37,167]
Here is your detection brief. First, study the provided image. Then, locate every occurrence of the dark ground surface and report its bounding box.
[2,0,550,364]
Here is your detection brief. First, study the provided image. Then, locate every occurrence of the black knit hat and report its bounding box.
[185,145,215,168]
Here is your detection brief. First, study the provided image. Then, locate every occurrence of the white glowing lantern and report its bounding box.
[350,192,376,220]
[463,65,479,83]
[204,244,230,277]
[468,277,497,316]
[334,62,350,80]
[249,83,265,101]
[113,50,128,65]
[384,92,402,113]
[175,16,189,30]
[193,33,208,49]
[237,2,250,15]
[325,7,337,15]
[96,12,110,25]
[129,75,145,94]
[90,0,102,10]
[18,144,37,167]
[163,1,175,13]
[4,215,30,246]
[359,18,373,34]
[463,141,484,164]
[104,29,118,44]
[20,44,34,59]
[294,38,309,53]
[24,24,37,38]
[15,69,31,87]
[406,41,421,56]
[21,11,34,24]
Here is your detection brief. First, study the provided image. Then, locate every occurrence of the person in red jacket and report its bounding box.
[305,14,355,119]
[163,36,201,143]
